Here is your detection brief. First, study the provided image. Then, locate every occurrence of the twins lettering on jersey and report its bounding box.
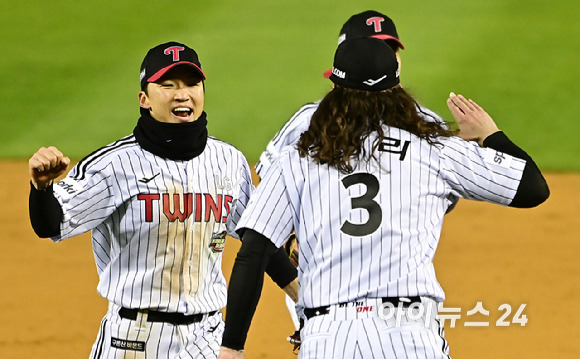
[56,170,235,224]
[138,193,233,223]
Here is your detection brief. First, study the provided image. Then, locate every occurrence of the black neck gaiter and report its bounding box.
[133,107,208,161]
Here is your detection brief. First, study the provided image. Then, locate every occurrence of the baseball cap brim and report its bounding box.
[371,35,405,49]
[146,61,206,83]
[323,68,333,79]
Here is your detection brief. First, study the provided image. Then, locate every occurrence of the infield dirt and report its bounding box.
[1,160,578,358]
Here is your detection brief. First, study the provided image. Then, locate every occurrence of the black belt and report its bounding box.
[119,308,217,325]
[304,296,422,320]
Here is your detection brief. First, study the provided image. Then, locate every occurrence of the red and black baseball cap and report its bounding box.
[324,11,404,79]
[338,10,404,50]
[140,41,206,89]
[329,37,400,92]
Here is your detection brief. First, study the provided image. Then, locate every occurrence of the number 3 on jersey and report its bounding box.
[340,173,382,237]
[340,137,409,237]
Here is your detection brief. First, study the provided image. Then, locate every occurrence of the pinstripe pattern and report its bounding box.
[238,125,525,357]
[298,298,450,358]
[53,134,252,314]
[51,133,252,357]
[240,128,524,307]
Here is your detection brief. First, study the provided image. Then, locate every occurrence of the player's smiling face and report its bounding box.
[139,65,205,123]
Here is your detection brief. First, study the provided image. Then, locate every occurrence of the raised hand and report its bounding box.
[447,93,500,146]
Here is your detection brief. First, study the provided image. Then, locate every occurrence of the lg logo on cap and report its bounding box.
[164,46,185,61]
[366,17,385,32]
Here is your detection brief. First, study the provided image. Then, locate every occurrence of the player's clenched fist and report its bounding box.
[447,92,500,146]
[29,146,70,190]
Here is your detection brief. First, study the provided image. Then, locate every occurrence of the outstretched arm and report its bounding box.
[447,93,549,207]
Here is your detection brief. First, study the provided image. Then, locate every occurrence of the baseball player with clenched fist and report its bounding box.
[218,38,549,358]
[28,41,296,358]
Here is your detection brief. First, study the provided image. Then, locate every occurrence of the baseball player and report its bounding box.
[218,38,549,358]
[28,41,296,358]
[256,10,458,350]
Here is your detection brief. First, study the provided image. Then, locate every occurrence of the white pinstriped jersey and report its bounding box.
[255,101,446,177]
[52,134,253,314]
[238,127,526,308]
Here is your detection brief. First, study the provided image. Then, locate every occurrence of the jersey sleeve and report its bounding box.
[51,162,117,242]
[438,137,526,205]
[225,151,255,239]
[255,103,318,178]
[237,159,294,247]
[416,104,447,127]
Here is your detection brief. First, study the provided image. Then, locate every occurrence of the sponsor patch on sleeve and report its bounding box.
[54,178,83,197]
[483,150,512,169]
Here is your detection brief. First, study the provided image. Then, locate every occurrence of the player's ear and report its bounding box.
[138,91,151,109]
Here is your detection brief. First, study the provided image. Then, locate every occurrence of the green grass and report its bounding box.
[1,0,579,170]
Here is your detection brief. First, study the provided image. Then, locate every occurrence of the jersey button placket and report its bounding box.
[178,163,192,307]
[184,161,198,307]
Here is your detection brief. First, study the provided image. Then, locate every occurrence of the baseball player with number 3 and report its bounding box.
[256,10,458,351]
[218,38,549,358]
[28,41,297,358]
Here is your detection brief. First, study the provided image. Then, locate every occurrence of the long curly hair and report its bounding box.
[297,86,457,173]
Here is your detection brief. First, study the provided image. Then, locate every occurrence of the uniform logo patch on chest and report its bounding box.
[209,231,227,252]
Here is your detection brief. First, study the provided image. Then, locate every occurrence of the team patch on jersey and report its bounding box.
[484,150,512,169]
[209,231,227,252]
[111,338,145,351]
